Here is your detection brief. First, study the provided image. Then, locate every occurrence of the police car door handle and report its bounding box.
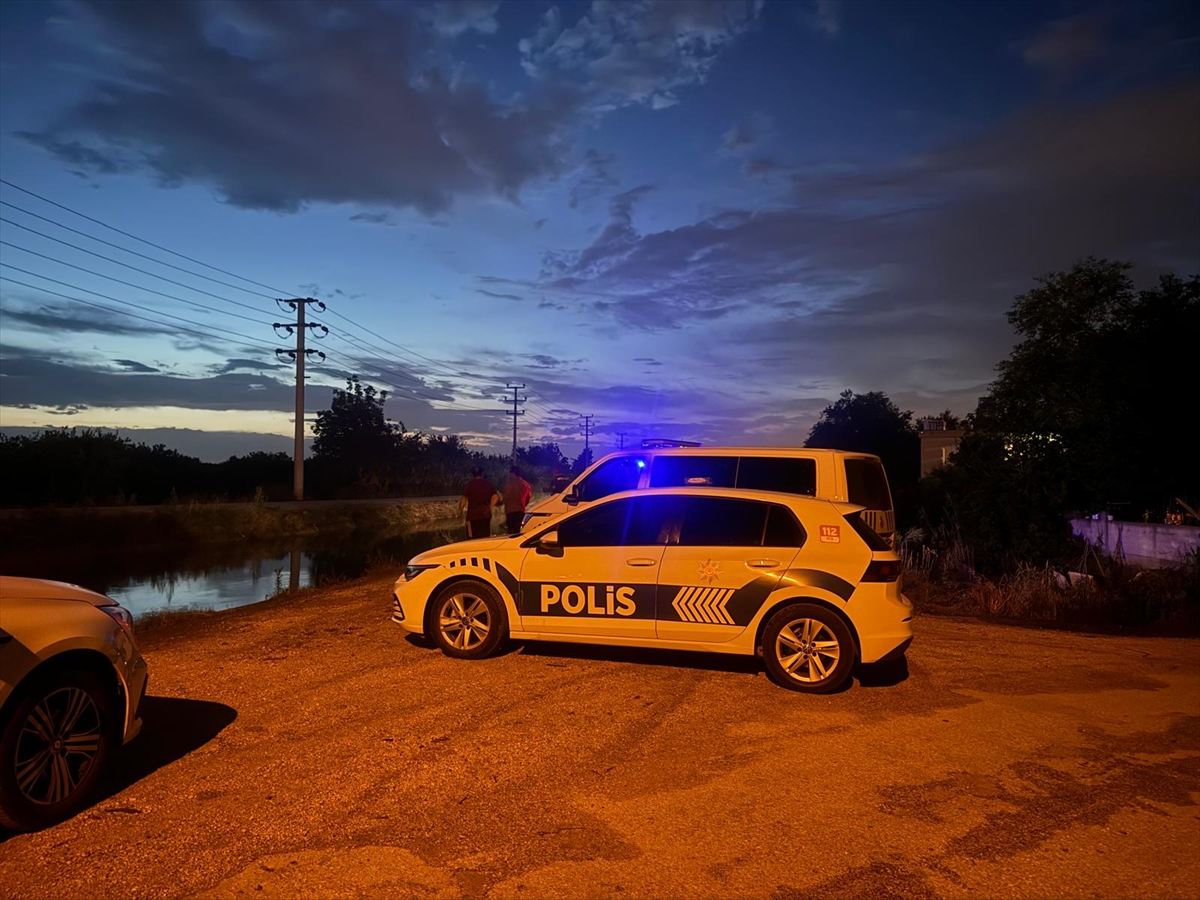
[626,557,658,567]
[747,558,781,568]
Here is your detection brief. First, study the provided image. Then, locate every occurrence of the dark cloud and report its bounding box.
[23,1,577,215]
[1,355,301,411]
[415,0,500,38]
[349,211,398,226]
[799,0,841,38]
[476,289,524,301]
[519,0,763,111]
[0,302,175,337]
[524,81,1200,397]
[1017,14,1108,76]
[113,358,159,373]
[210,358,286,375]
[568,149,619,210]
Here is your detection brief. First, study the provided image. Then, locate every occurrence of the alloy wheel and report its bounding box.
[13,686,103,806]
[438,593,491,651]
[775,618,841,683]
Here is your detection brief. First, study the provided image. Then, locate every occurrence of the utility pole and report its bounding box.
[274,298,327,501]
[616,432,627,450]
[502,383,527,462]
[580,414,594,453]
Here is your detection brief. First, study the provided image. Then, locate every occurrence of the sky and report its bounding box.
[0,0,1197,462]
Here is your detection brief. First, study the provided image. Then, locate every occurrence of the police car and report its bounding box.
[392,488,912,693]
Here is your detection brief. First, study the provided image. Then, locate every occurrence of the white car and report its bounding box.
[394,488,912,693]
[0,577,148,831]
[523,447,897,539]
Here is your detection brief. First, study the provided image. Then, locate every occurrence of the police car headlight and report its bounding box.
[405,563,440,581]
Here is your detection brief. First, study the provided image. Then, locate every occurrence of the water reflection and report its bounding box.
[0,525,460,618]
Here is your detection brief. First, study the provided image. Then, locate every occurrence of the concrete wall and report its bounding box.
[1070,518,1200,568]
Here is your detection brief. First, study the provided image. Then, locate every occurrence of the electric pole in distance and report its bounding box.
[616,432,627,450]
[274,298,327,501]
[580,414,594,453]
[503,383,527,463]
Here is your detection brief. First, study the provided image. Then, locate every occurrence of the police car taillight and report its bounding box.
[862,560,901,582]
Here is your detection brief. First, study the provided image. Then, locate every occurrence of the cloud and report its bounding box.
[415,0,500,38]
[793,0,841,38]
[0,302,176,337]
[210,358,287,375]
[568,149,619,210]
[519,0,763,112]
[349,211,398,226]
[113,358,159,373]
[22,1,577,215]
[521,81,1200,399]
[1017,14,1107,76]
[476,288,524,300]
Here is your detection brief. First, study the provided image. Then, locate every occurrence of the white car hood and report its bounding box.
[411,537,514,564]
[0,576,114,608]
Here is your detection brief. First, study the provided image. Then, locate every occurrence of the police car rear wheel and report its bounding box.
[762,603,854,694]
[431,580,506,660]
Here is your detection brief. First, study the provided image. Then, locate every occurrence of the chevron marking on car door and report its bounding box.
[672,586,735,625]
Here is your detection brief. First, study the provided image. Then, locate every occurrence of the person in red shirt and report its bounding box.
[459,467,499,538]
[502,466,533,535]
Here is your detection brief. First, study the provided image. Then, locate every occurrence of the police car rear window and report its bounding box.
[845,458,891,510]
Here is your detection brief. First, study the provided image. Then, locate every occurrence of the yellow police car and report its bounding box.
[392,488,912,693]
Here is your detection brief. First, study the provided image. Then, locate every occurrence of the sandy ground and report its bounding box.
[1,575,1197,899]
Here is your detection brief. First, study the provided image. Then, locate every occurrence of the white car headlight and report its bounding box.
[404,563,440,581]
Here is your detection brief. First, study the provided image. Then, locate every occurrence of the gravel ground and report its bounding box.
[1,574,1197,899]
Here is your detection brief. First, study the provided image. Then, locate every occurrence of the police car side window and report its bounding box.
[677,497,769,547]
[557,499,635,547]
[648,456,737,488]
[577,457,644,501]
[764,504,806,547]
[735,457,817,496]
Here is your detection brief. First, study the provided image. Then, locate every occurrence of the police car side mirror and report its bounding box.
[564,489,580,506]
[535,531,564,557]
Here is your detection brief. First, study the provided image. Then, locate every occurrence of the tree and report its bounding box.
[805,390,920,526]
[925,259,1200,573]
[973,259,1199,517]
[516,442,570,490]
[572,447,594,476]
[311,376,403,496]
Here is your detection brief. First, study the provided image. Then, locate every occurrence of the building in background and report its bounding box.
[919,417,964,477]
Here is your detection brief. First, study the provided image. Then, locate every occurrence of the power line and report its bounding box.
[0,256,273,328]
[0,274,280,350]
[0,177,599,425]
[0,221,274,317]
[0,178,290,295]
[0,201,276,299]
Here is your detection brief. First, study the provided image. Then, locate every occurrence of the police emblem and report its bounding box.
[697,558,722,584]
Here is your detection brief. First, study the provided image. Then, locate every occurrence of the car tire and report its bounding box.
[430,579,507,660]
[0,669,116,832]
[762,603,855,694]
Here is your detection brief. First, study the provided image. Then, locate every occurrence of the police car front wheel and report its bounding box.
[431,580,507,660]
[762,603,855,694]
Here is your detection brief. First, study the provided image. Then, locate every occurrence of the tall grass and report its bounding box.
[900,525,1199,633]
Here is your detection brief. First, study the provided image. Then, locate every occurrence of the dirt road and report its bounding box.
[2,576,1197,899]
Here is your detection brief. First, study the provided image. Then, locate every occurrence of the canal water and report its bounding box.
[0,524,464,618]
